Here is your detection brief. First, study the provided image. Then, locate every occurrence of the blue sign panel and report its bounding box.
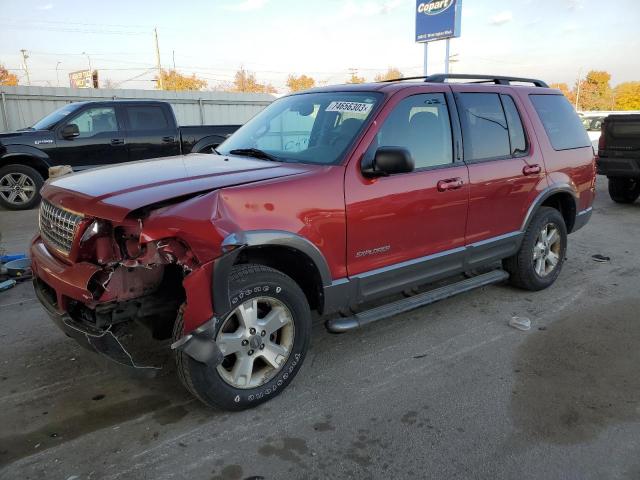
[415,0,462,43]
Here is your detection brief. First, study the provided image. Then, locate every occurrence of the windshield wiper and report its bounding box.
[228,148,281,162]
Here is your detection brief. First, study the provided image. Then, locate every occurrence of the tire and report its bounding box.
[608,177,640,204]
[0,164,44,210]
[503,206,568,291]
[173,264,311,411]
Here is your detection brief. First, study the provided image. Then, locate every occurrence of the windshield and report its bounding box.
[218,92,382,165]
[32,103,83,130]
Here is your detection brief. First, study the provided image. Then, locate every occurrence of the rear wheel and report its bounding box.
[608,177,640,204]
[174,264,311,410]
[0,164,44,210]
[504,207,567,291]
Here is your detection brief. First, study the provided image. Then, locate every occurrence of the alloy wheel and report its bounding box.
[532,223,562,277]
[0,173,36,206]
[215,296,295,389]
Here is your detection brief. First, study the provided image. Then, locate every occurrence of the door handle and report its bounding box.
[437,177,464,192]
[110,138,125,145]
[523,164,541,175]
[162,136,175,143]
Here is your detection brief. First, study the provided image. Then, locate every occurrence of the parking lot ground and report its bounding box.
[1,179,639,480]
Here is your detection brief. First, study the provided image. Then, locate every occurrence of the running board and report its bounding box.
[325,269,509,333]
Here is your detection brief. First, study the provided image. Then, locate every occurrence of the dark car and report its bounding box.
[596,114,640,203]
[30,74,595,411]
[0,100,240,210]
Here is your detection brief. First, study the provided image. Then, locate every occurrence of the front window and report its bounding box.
[67,107,119,138]
[218,92,382,165]
[31,103,81,130]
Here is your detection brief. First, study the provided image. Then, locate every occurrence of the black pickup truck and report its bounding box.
[0,100,241,210]
[597,114,640,204]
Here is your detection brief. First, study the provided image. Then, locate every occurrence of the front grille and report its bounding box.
[39,200,83,255]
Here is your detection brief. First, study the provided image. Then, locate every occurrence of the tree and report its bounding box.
[101,78,117,89]
[346,73,366,84]
[227,67,276,94]
[286,74,315,92]
[0,64,18,86]
[374,67,403,82]
[549,82,575,103]
[575,70,613,110]
[614,82,640,110]
[155,69,207,91]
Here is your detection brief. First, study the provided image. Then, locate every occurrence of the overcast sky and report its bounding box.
[1,0,639,91]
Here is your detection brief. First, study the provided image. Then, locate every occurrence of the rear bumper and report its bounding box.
[596,156,640,178]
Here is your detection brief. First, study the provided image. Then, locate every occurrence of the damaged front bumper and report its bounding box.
[170,316,224,367]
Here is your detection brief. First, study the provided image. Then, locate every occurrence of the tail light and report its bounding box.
[597,122,606,155]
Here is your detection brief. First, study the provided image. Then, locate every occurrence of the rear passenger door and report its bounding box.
[452,87,546,250]
[123,104,180,161]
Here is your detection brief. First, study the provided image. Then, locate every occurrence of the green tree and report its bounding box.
[374,67,403,82]
[0,64,18,86]
[155,69,207,91]
[614,82,640,110]
[227,67,276,94]
[286,74,316,92]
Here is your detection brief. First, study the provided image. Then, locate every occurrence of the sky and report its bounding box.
[1,0,639,92]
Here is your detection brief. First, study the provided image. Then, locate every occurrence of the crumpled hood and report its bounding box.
[42,153,312,222]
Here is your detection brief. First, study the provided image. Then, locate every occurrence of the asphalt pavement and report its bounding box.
[0,178,639,480]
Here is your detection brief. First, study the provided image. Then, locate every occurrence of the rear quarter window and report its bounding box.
[529,94,590,150]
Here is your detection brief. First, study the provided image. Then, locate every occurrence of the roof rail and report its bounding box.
[381,74,549,88]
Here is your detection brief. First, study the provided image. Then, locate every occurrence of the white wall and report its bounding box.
[0,86,274,132]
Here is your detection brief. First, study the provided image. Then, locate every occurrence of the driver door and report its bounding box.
[52,105,127,169]
[344,88,470,298]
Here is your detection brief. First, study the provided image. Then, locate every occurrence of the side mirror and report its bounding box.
[361,147,414,177]
[61,124,80,139]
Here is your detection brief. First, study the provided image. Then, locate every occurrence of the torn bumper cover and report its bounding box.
[33,278,162,369]
[170,317,224,367]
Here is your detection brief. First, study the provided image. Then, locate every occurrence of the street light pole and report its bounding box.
[82,52,93,88]
[55,61,61,87]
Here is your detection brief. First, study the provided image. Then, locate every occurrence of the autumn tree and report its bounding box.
[374,67,403,82]
[286,74,315,92]
[155,69,207,91]
[575,70,613,110]
[227,67,276,94]
[0,64,18,86]
[346,73,366,84]
[614,82,640,110]
[549,82,575,104]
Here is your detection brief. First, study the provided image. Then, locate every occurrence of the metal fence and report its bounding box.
[0,86,275,132]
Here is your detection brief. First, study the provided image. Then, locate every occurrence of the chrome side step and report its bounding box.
[325,269,509,333]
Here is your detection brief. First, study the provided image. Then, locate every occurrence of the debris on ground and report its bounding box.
[592,254,611,263]
[0,279,17,292]
[509,316,531,331]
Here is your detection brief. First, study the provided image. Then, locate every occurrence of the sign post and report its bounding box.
[415,0,462,76]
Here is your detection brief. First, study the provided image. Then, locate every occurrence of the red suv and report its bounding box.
[30,74,596,410]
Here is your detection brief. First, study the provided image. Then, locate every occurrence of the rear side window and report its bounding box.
[126,106,170,131]
[457,93,510,161]
[501,95,527,155]
[530,95,590,150]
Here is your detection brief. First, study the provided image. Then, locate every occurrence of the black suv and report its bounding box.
[597,114,640,203]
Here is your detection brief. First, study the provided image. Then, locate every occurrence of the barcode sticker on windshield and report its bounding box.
[326,101,373,115]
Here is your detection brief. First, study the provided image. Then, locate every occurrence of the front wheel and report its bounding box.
[504,207,568,291]
[608,177,640,204]
[0,164,44,210]
[174,264,311,410]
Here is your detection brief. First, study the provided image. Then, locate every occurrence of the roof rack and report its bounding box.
[381,74,549,88]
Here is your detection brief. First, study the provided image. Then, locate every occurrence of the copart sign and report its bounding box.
[415,0,462,43]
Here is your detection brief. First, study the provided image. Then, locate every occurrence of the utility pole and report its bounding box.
[172,50,176,71]
[448,53,459,74]
[55,61,61,87]
[154,28,164,90]
[82,52,93,88]
[20,49,31,85]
